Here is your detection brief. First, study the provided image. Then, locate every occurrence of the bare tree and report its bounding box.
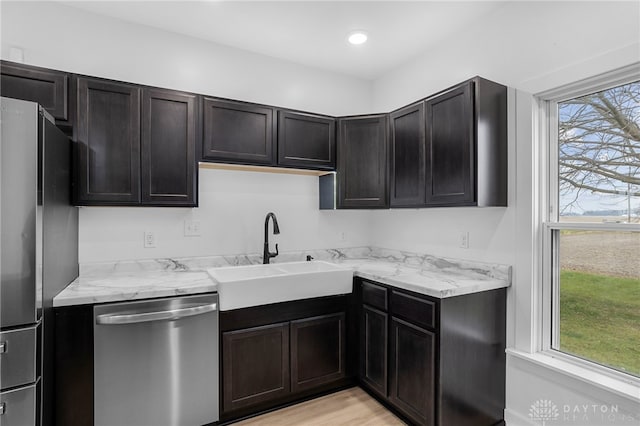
[558,81,640,217]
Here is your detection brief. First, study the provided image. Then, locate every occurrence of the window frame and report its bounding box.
[538,65,640,384]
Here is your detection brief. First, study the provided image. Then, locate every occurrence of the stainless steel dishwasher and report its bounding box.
[93,293,219,426]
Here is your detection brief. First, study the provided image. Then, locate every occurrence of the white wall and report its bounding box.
[0,1,372,116]
[1,1,375,263]
[372,1,640,111]
[369,2,640,424]
[370,0,640,264]
[79,168,371,263]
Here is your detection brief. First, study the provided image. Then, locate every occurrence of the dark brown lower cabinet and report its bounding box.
[222,323,290,411]
[358,279,506,426]
[291,313,345,393]
[389,317,435,426]
[360,305,388,398]
[54,305,94,426]
[220,295,353,422]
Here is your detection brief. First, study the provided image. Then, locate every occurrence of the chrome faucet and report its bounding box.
[263,212,280,264]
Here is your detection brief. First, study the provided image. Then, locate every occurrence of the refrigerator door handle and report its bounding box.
[0,341,6,353]
[95,303,217,325]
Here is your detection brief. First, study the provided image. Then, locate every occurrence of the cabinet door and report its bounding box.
[390,102,425,207]
[222,323,290,413]
[290,313,345,393]
[0,61,68,121]
[277,110,336,170]
[337,115,388,208]
[425,82,474,206]
[75,77,141,204]
[360,305,388,398]
[389,317,435,426]
[141,88,197,206]
[202,98,274,165]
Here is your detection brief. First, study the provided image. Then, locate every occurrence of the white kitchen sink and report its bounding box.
[207,261,354,311]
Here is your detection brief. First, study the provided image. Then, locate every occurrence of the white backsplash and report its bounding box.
[78,168,373,263]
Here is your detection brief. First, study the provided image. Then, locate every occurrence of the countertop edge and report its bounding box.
[53,284,218,308]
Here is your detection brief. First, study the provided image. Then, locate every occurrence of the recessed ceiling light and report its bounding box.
[347,31,368,45]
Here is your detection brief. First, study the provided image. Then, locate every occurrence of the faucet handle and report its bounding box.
[272,243,279,257]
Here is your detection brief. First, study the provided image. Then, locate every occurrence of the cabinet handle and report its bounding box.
[0,341,6,354]
[0,402,5,415]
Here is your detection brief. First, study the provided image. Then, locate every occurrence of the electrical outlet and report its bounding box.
[144,231,156,248]
[184,220,201,237]
[339,231,347,242]
[459,231,469,249]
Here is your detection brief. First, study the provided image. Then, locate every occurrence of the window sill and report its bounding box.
[506,348,640,403]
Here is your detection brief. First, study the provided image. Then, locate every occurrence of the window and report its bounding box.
[545,77,640,378]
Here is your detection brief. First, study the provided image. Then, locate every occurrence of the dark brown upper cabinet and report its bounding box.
[337,115,389,209]
[75,77,198,206]
[141,88,198,206]
[0,60,69,125]
[390,102,426,207]
[277,110,336,170]
[425,77,507,207]
[75,77,141,205]
[202,98,275,165]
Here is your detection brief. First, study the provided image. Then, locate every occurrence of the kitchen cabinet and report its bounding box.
[202,98,275,165]
[357,279,506,426]
[141,88,198,206]
[337,115,389,208]
[75,77,198,206]
[277,110,336,170]
[75,77,141,205]
[55,304,94,426]
[360,305,388,398]
[359,280,388,397]
[425,77,507,207]
[359,280,435,425]
[0,60,70,127]
[389,102,426,207]
[201,102,336,171]
[291,313,345,392]
[222,322,290,412]
[220,295,353,422]
[389,317,435,426]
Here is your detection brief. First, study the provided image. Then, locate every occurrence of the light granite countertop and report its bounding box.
[53,247,511,307]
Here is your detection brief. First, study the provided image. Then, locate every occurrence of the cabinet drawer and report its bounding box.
[0,382,37,426]
[0,326,37,390]
[390,291,436,330]
[362,281,387,311]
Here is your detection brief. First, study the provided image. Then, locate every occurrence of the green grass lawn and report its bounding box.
[559,270,640,376]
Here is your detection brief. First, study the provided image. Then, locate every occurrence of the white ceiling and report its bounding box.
[60,1,506,80]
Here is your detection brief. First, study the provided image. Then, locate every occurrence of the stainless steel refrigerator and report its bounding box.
[1,96,79,426]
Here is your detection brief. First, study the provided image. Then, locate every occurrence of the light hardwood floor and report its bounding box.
[233,387,406,426]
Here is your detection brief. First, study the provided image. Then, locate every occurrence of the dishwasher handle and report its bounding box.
[96,302,217,325]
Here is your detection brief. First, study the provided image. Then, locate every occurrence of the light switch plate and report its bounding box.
[459,231,469,249]
[144,231,156,248]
